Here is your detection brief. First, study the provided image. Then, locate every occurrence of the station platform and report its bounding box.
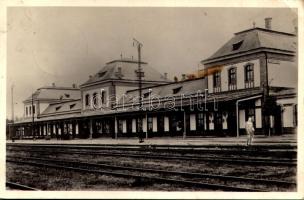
[6,134,297,147]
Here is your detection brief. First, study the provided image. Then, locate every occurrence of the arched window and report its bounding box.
[93,92,98,107]
[213,71,221,93]
[101,90,106,104]
[85,94,90,106]
[228,67,237,90]
[244,63,254,88]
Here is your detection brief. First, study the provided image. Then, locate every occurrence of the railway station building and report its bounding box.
[8,19,297,140]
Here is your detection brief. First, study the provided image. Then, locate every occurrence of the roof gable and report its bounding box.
[40,99,81,116]
[203,28,296,64]
[24,87,80,102]
[81,59,171,86]
[120,78,206,105]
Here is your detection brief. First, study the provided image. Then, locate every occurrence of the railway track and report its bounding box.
[6,142,296,149]
[7,156,295,192]
[7,143,297,155]
[6,181,40,191]
[7,147,296,166]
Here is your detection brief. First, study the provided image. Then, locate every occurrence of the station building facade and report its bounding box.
[8,21,297,140]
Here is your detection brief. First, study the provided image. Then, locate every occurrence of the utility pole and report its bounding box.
[11,84,14,122]
[133,38,144,109]
[133,38,144,142]
[32,92,35,140]
[10,84,14,140]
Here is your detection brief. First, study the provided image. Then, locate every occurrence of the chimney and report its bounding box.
[52,83,55,87]
[164,73,168,79]
[72,83,77,88]
[115,67,124,78]
[181,74,186,81]
[174,76,178,82]
[265,17,272,30]
[89,75,92,79]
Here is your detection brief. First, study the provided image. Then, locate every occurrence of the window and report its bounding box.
[26,107,28,116]
[147,117,153,132]
[70,104,76,109]
[137,118,143,132]
[64,93,70,98]
[173,86,182,94]
[98,71,107,78]
[85,94,90,106]
[118,119,123,133]
[143,90,151,98]
[213,71,221,93]
[197,113,204,131]
[215,113,223,130]
[55,106,61,111]
[232,40,243,51]
[228,67,237,90]
[33,105,35,114]
[29,106,32,115]
[244,63,254,88]
[101,90,106,104]
[93,93,98,107]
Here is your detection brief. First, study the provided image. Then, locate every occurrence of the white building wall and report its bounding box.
[116,86,138,103]
[282,106,294,127]
[207,59,260,93]
[82,87,110,110]
[268,60,297,88]
[207,75,213,93]
[277,97,297,128]
[221,68,228,91]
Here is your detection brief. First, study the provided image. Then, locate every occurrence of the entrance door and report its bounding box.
[274,106,283,135]
[126,118,133,136]
[157,115,164,136]
[214,112,222,136]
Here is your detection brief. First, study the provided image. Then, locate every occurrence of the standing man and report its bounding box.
[245,117,255,146]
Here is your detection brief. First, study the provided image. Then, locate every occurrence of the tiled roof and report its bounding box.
[24,87,80,102]
[40,99,81,116]
[203,28,296,64]
[116,87,263,111]
[81,59,171,86]
[120,78,207,104]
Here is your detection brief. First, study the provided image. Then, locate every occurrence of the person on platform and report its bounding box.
[245,117,255,146]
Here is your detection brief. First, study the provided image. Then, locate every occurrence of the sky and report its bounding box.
[6,7,297,119]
